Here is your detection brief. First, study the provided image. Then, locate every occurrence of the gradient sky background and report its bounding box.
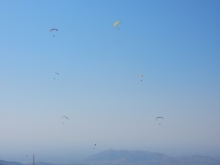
[0,0,220,163]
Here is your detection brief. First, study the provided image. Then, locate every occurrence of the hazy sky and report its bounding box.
[0,0,220,163]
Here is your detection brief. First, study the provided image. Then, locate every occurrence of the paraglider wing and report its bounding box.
[50,28,58,32]
[62,116,68,120]
[155,117,164,121]
[114,21,121,27]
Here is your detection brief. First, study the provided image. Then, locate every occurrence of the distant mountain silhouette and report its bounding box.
[1,150,220,165]
[0,160,23,165]
[84,149,220,165]
[86,149,167,162]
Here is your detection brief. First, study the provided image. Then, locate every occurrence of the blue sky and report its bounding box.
[0,0,220,162]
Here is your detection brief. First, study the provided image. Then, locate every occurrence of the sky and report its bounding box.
[0,0,220,163]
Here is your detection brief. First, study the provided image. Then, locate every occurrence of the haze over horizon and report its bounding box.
[0,0,220,163]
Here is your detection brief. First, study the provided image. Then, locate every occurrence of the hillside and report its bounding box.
[1,150,220,165]
[83,149,220,165]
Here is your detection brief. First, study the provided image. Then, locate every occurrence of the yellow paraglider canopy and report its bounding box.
[114,21,121,27]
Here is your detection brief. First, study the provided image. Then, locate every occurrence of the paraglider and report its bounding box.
[155,117,164,125]
[140,74,143,81]
[114,21,121,30]
[54,72,59,80]
[50,28,58,37]
[61,116,68,124]
[93,143,96,149]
